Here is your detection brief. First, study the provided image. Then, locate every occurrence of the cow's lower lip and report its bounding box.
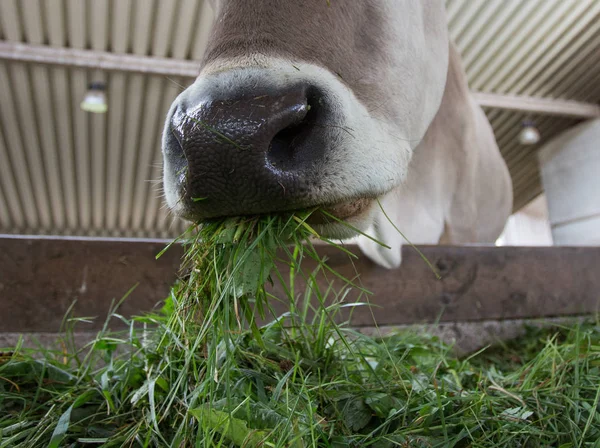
[306,197,374,225]
[182,197,374,225]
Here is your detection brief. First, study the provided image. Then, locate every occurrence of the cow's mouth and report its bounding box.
[305,197,375,226]
[186,197,375,238]
[195,197,374,225]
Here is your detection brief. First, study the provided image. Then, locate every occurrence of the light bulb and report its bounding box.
[80,82,108,113]
[518,121,540,145]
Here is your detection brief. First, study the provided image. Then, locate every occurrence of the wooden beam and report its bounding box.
[1,237,599,333]
[1,42,599,118]
[473,91,600,119]
[0,41,200,77]
[0,237,181,333]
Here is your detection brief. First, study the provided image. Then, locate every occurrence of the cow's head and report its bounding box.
[162,0,449,238]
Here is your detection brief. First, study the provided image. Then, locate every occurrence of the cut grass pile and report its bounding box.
[1,213,600,447]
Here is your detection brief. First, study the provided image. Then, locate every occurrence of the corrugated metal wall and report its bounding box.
[0,64,190,237]
[446,0,600,210]
[0,0,214,237]
[0,0,599,237]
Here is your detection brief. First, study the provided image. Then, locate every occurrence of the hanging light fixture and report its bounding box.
[518,120,541,145]
[80,81,108,113]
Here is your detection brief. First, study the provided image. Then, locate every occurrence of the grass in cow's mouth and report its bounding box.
[1,214,600,447]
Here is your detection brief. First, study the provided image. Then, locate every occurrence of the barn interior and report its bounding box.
[1,5,600,444]
[0,0,599,244]
[0,0,599,352]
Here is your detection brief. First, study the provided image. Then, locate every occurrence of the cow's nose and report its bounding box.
[164,83,326,220]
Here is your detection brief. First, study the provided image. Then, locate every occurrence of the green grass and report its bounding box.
[1,213,600,447]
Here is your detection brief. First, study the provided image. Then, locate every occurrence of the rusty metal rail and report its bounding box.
[1,237,599,333]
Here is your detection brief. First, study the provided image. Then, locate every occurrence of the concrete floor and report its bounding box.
[0,316,585,357]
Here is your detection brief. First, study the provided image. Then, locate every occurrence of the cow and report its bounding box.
[162,0,513,269]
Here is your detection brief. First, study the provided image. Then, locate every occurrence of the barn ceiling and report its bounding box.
[0,0,599,238]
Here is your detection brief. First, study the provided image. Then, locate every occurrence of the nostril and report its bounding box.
[170,125,184,152]
[164,120,185,160]
[267,94,319,170]
[164,105,187,157]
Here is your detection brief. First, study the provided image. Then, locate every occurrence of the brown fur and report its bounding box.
[201,1,443,127]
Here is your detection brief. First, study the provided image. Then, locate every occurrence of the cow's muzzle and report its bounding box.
[162,74,335,221]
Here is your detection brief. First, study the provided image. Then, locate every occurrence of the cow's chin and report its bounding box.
[305,197,377,240]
